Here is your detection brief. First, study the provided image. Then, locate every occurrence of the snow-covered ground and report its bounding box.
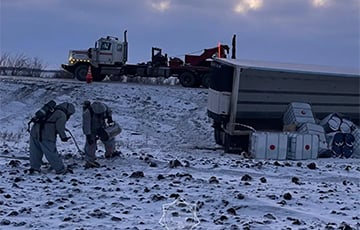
[0,76,359,230]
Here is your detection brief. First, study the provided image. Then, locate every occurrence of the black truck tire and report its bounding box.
[93,74,106,82]
[109,75,121,81]
[201,73,210,88]
[91,68,106,82]
[74,65,88,81]
[179,72,197,87]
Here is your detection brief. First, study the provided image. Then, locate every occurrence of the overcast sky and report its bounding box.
[1,0,359,70]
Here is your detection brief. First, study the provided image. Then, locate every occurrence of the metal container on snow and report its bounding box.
[298,122,328,150]
[287,133,319,160]
[350,128,360,158]
[319,113,342,133]
[283,102,315,126]
[98,122,122,141]
[249,132,288,160]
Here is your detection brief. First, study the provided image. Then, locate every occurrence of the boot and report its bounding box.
[105,151,121,159]
[25,168,41,175]
[84,161,100,169]
[56,167,73,175]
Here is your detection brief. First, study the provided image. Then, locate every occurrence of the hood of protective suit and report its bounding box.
[57,102,75,116]
[91,101,107,114]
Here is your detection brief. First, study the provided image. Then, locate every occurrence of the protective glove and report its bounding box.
[86,135,95,145]
[61,136,71,142]
[107,116,114,125]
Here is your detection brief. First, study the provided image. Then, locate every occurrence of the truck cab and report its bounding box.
[62,30,128,81]
[89,35,128,66]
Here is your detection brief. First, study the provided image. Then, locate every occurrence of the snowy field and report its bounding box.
[0,75,359,230]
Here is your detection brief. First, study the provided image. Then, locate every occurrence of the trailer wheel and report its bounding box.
[201,73,210,88]
[109,75,121,81]
[214,127,223,145]
[74,65,88,81]
[224,133,231,153]
[179,72,196,87]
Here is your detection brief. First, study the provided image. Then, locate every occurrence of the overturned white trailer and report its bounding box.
[207,58,360,153]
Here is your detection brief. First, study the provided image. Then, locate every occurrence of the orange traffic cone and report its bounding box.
[86,66,93,83]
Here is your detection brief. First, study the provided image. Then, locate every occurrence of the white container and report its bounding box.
[351,127,360,159]
[249,132,288,160]
[298,123,328,150]
[339,119,354,133]
[283,102,315,126]
[287,133,319,160]
[319,113,342,133]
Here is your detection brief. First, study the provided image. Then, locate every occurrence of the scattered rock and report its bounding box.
[111,216,122,221]
[0,219,10,225]
[171,212,179,217]
[214,215,228,225]
[12,221,26,227]
[344,165,351,171]
[236,193,245,200]
[169,193,180,199]
[227,208,236,215]
[88,209,108,218]
[287,217,302,225]
[196,201,204,210]
[267,194,278,200]
[157,174,165,180]
[241,174,252,181]
[209,176,219,184]
[264,213,276,220]
[222,200,229,206]
[7,211,18,216]
[220,215,228,221]
[283,192,292,200]
[339,222,353,230]
[129,171,144,178]
[277,200,287,205]
[292,177,300,185]
[259,177,267,183]
[151,194,166,201]
[183,160,190,167]
[8,160,21,167]
[307,162,316,170]
[148,162,157,167]
[169,159,183,168]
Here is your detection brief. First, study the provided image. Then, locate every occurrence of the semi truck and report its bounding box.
[61,30,229,88]
[207,58,360,153]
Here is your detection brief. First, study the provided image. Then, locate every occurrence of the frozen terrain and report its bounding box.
[0,75,359,230]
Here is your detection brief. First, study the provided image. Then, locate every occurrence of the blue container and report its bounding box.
[342,145,353,158]
[344,133,355,147]
[332,133,344,147]
[331,145,342,157]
